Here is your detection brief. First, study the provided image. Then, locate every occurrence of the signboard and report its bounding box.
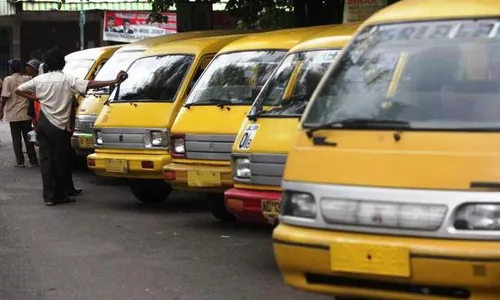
[343,0,387,23]
[103,11,177,43]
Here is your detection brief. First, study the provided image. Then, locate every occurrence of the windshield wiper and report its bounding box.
[306,118,411,138]
[248,96,307,121]
[185,98,233,109]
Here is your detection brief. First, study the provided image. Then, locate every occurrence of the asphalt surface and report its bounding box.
[0,122,332,300]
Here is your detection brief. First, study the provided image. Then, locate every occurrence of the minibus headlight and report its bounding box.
[144,130,168,148]
[454,204,500,230]
[94,130,103,145]
[151,131,163,146]
[320,199,447,230]
[235,158,251,178]
[173,137,185,154]
[283,192,316,219]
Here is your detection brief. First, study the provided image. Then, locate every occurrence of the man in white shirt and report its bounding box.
[16,48,127,206]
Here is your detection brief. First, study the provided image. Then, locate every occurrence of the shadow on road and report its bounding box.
[102,191,208,214]
[185,217,274,236]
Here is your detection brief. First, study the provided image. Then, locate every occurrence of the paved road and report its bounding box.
[0,123,331,300]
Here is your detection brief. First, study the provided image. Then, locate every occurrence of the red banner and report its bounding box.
[103,11,177,43]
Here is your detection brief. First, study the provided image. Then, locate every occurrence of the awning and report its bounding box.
[0,0,16,15]
[18,0,227,12]
[22,1,153,11]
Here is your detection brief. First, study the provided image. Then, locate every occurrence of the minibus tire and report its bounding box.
[207,194,236,222]
[129,179,172,203]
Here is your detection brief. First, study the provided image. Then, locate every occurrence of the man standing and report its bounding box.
[16,48,127,206]
[0,59,38,167]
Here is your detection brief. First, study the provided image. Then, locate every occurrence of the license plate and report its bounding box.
[187,171,221,187]
[330,242,410,278]
[78,135,94,149]
[261,200,280,220]
[105,159,128,173]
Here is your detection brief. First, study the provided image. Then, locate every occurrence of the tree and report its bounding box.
[148,0,346,29]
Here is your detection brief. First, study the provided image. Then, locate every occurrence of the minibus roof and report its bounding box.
[65,45,122,61]
[289,22,361,53]
[218,25,335,54]
[366,0,500,26]
[116,30,259,54]
[140,34,250,57]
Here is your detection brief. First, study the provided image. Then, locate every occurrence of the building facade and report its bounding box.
[0,0,233,77]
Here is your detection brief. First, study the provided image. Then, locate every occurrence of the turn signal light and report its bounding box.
[141,161,154,169]
[87,158,96,167]
[171,133,186,158]
[163,170,176,181]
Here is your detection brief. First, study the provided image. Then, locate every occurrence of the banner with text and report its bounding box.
[343,0,387,23]
[103,11,177,43]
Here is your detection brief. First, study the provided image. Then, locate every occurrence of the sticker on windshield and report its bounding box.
[237,124,259,150]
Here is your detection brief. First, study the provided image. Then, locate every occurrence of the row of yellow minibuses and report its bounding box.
[61,0,500,298]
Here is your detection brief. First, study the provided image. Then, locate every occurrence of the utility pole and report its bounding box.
[79,0,86,50]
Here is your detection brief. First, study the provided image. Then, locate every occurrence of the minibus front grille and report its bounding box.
[248,153,286,186]
[98,127,167,150]
[185,134,235,161]
[305,274,470,299]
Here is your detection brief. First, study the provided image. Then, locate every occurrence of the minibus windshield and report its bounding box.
[303,19,500,131]
[185,50,285,107]
[110,54,194,102]
[63,59,95,79]
[92,50,143,94]
[249,49,339,118]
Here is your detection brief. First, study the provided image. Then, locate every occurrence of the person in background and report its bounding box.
[26,59,41,77]
[15,48,127,206]
[0,77,2,146]
[0,59,39,167]
[26,59,41,128]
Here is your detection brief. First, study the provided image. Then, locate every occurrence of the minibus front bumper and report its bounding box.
[224,188,282,225]
[163,162,233,193]
[88,152,171,179]
[71,132,94,156]
[273,223,500,300]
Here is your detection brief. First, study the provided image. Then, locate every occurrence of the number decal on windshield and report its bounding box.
[237,124,259,150]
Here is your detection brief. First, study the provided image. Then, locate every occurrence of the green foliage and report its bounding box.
[148,0,218,23]
[225,0,294,29]
[147,0,295,29]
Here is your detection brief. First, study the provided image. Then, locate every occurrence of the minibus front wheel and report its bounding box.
[129,179,172,203]
[206,193,236,222]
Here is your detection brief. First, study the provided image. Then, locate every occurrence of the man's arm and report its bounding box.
[14,78,37,101]
[14,90,37,101]
[70,71,127,94]
[86,79,119,90]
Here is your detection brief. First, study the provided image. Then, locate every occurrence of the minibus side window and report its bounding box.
[186,55,214,96]
[249,50,339,118]
[63,59,95,80]
[89,60,107,80]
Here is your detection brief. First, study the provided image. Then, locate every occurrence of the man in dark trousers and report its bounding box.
[0,59,38,167]
[15,48,127,206]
